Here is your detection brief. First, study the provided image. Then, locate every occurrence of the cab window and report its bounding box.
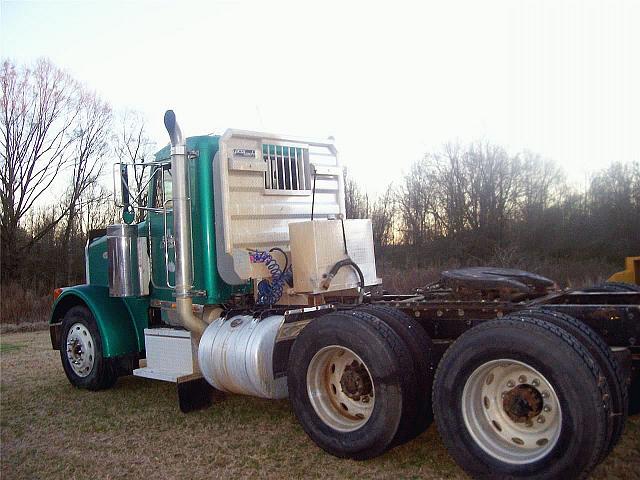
[153,167,172,208]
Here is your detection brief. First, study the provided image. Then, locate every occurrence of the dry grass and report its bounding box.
[1,331,639,480]
[0,283,51,325]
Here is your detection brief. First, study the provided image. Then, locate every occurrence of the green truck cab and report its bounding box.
[49,135,244,371]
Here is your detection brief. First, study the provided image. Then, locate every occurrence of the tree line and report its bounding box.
[345,143,640,268]
[2,58,639,304]
[1,58,155,295]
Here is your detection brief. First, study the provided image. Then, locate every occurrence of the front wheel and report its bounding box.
[60,306,117,390]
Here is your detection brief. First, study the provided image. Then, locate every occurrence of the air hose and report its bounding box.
[250,249,291,305]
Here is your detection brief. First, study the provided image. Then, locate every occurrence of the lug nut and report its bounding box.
[518,375,527,384]
[537,416,546,424]
[507,380,515,388]
[543,405,551,412]
[542,391,550,399]
[532,378,540,387]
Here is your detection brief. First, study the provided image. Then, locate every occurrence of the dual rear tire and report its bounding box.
[432,311,622,479]
[286,304,627,478]
[287,307,434,459]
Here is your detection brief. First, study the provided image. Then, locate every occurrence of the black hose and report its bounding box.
[321,258,365,291]
[340,218,348,255]
[310,170,317,220]
[268,247,289,272]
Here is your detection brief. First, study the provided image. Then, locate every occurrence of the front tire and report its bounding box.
[432,316,609,479]
[60,306,117,391]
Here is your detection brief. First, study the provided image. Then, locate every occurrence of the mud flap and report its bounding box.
[177,377,224,413]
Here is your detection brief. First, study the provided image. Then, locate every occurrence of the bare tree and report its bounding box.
[584,161,640,258]
[113,110,156,221]
[462,142,519,243]
[397,157,440,246]
[344,167,370,219]
[370,185,396,247]
[61,91,112,283]
[0,59,81,280]
[517,151,564,215]
[78,182,116,235]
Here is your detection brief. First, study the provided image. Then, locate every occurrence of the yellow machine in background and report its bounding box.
[608,256,640,285]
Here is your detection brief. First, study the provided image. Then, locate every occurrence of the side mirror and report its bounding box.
[119,163,135,224]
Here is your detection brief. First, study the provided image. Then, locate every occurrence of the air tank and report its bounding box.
[197,314,288,399]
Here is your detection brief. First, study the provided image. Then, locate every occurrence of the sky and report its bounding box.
[1,0,639,195]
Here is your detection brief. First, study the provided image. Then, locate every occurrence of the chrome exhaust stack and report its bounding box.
[163,110,207,338]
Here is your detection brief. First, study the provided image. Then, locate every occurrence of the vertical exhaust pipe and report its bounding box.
[164,110,207,338]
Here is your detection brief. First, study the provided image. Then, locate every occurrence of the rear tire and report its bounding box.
[60,306,117,391]
[345,308,420,446]
[518,308,627,458]
[287,312,409,459]
[358,304,435,440]
[432,316,610,479]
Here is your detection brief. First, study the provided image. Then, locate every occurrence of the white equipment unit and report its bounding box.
[213,129,345,285]
[289,219,381,294]
[133,328,197,382]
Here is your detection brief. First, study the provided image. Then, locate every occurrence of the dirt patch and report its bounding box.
[1,330,638,479]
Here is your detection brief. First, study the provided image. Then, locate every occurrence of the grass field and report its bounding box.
[1,330,639,479]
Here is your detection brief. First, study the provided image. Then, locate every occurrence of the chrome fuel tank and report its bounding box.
[197,314,287,399]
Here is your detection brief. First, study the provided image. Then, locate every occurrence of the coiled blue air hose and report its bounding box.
[249,250,291,305]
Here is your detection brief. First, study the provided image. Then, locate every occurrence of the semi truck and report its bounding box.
[49,111,639,479]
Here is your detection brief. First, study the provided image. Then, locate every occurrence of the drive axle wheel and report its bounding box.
[518,308,625,459]
[307,346,375,432]
[288,312,409,460]
[433,316,610,480]
[462,360,561,464]
[357,304,435,441]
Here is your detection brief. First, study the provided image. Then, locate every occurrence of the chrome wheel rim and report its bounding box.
[307,345,375,432]
[462,359,562,464]
[66,323,95,378]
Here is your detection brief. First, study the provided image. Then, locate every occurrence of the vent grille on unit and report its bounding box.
[262,144,310,191]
